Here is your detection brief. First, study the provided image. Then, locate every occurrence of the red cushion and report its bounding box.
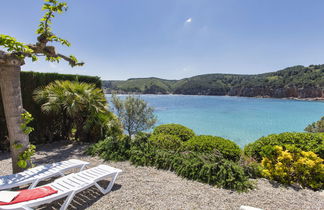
[0,186,58,205]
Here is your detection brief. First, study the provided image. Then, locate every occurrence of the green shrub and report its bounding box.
[149,134,182,150]
[152,124,195,141]
[244,132,324,161]
[305,116,324,133]
[183,135,242,161]
[239,156,263,178]
[88,132,253,192]
[34,80,119,143]
[261,146,324,190]
[130,137,252,191]
[86,136,130,161]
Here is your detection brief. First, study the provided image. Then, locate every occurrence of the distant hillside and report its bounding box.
[103,65,324,99]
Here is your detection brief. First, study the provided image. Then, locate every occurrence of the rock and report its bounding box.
[240,205,263,210]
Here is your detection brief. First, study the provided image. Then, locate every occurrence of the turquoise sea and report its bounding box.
[107,95,324,147]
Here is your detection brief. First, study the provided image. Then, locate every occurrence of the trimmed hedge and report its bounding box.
[149,133,182,150]
[0,71,102,150]
[86,136,130,161]
[183,135,242,162]
[152,124,195,141]
[129,133,253,192]
[87,132,253,191]
[244,132,324,161]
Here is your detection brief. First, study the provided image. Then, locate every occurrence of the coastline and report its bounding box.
[105,92,324,102]
[284,97,324,101]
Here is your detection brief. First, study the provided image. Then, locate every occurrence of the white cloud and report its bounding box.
[185,18,192,23]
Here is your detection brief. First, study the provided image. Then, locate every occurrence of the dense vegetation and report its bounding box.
[244,132,324,190]
[244,132,324,161]
[183,135,242,161]
[305,116,324,133]
[88,124,254,191]
[152,124,195,141]
[34,80,121,142]
[261,146,323,190]
[129,133,253,192]
[104,65,324,98]
[89,121,324,191]
[0,71,102,150]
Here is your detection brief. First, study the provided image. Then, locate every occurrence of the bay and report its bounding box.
[106,95,324,147]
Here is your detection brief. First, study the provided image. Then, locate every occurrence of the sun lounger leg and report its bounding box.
[28,179,40,189]
[60,191,76,210]
[95,172,120,194]
[80,164,87,171]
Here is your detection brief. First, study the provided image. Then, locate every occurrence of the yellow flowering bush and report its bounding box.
[261,146,324,190]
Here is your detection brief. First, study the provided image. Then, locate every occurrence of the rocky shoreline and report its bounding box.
[288,97,324,101]
[105,91,324,101]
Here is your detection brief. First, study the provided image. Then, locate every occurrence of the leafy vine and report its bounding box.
[13,111,36,169]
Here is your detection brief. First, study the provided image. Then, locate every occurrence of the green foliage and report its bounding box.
[13,111,36,169]
[149,134,182,150]
[305,116,324,133]
[103,78,176,94]
[14,144,36,169]
[20,112,34,135]
[129,134,253,191]
[88,132,253,191]
[87,136,130,161]
[35,0,83,66]
[244,132,324,161]
[0,71,102,150]
[128,132,155,165]
[111,94,157,137]
[183,135,242,161]
[261,146,324,190]
[34,80,121,142]
[37,0,69,43]
[104,65,324,97]
[239,156,263,178]
[0,35,36,60]
[0,1,82,66]
[152,124,195,142]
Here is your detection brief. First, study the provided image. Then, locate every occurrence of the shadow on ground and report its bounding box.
[37,181,122,210]
[0,152,10,161]
[33,141,90,165]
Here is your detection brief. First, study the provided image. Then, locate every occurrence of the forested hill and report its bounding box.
[103,65,324,99]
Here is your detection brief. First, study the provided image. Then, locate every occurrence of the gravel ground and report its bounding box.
[0,141,323,210]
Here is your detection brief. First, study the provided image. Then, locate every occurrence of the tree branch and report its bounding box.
[0,1,83,67]
[57,53,84,67]
[26,44,84,67]
[0,50,25,65]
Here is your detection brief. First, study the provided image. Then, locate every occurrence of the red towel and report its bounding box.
[0,186,58,205]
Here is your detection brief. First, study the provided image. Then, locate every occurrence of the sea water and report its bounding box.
[106,95,324,147]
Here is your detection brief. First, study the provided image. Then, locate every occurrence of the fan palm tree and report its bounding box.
[34,80,118,141]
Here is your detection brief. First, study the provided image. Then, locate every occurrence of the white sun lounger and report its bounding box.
[0,165,122,210]
[0,159,89,190]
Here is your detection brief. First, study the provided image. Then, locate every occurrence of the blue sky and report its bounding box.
[1,0,324,80]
